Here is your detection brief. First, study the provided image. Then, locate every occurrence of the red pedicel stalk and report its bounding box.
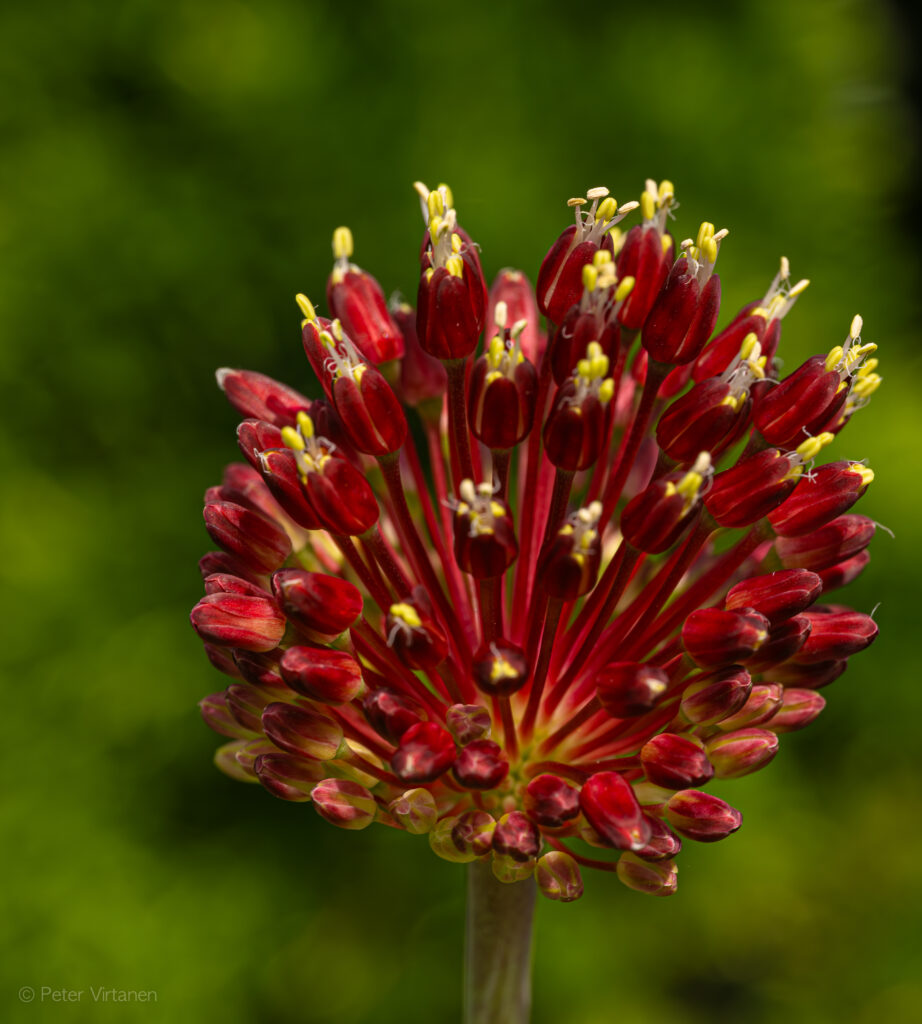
[191,178,883,1024]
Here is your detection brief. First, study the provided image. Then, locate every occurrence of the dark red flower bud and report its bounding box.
[643,256,721,365]
[493,811,541,862]
[656,377,750,463]
[225,683,273,733]
[617,852,678,896]
[230,738,277,778]
[537,503,604,599]
[706,728,779,779]
[326,229,404,364]
[203,572,269,598]
[536,851,584,902]
[385,589,448,670]
[486,269,544,364]
[745,615,812,671]
[680,667,752,726]
[262,702,345,761]
[391,721,456,783]
[272,569,363,638]
[453,480,518,578]
[716,682,784,730]
[768,462,874,537]
[579,772,651,851]
[525,774,581,828]
[232,650,285,691]
[790,610,877,664]
[236,418,284,470]
[818,550,871,591]
[216,368,312,427]
[772,659,847,689]
[597,662,669,718]
[198,550,266,587]
[472,640,529,697]
[726,569,822,625]
[392,302,446,408]
[665,789,742,842]
[254,752,325,802]
[775,514,876,571]
[543,343,615,471]
[330,364,407,457]
[693,305,768,381]
[767,688,826,732]
[468,341,538,450]
[190,592,286,652]
[682,608,770,668]
[362,688,426,744]
[445,704,492,745]
[311,778,377,830]
[213,462,284,522]
[634,814,683,861]
[200,691,254,739]
[202,643,243,680]
[622,455,710,554]
[641,733,714,789]
[256,448,322,530]
[616,222,672,330]
[452,740,509,789]
[203,501,292,574]
[279,646,364,705]
[704,449,800,528]
[753,355,846,449]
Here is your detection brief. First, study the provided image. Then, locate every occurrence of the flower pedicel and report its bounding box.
[192,179,880,903]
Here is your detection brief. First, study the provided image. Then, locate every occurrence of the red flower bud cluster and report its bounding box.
[192,180,880,903]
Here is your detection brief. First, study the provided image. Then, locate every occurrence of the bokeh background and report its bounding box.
[2,0,921,1021]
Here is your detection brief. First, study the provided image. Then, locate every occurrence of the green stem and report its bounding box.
[464,862,535,1024]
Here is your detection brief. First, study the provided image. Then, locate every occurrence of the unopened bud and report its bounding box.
[716,682,784,731]
[536,851,584,902]
[640,733,714,789]
[665,789,742,843]
[706,728,779,779]
[280,646,365,705]
[203,501,292,574]
[617,852,678,896]
[682,608,770,668]
[452,740,509,789]
[493,811,541,862]
[524,774,582,828]
[596,662,669,718]
[391,721,457,783]
[791,609,878,664]
[767,688,826,732]
[679,667,752,726]
[579,772,651,851]
[311,778,377,830]
[726,569,822,625]
[272,570,363,638]
[363,688,426,744]
[261,702,345,761]
[254,752,325,801]
[445,704,492,745]
[389,788,439,834]
[473,640,529,697]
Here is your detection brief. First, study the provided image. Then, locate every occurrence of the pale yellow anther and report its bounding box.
[850,314,864,340]
[429,214,443,239]
[796,432,835,462]
[780,256,791,280]
[721,394,741,409]
[664,481,678,498]
[851,464,874,486]
[389,603,422,629]
[598,379,615,404]
[582,264,598,293]
[597,197,618,222]
[592,249,612,267]
[437,183,454,209]
[281,425,305,451]
[296,410,315,438]
[858,358,879,377]
[332,226,354,260]
[490,501,506,519]
[567,197,587,208]
[331,319,344,342]
[451,232,463,253]
[586,186,610,200]
[659,180,675,201]
[788,279,810,298]
[696,222,715,250]
[427,190,444,222]
[740,333,760,361]
[445,255,464,278]
[580,529,596,550]
[676,471,704,501]
[490,656,518,683]
[825,346,845,372]
[488,336,505,365]
[615,276,635,303]
[640,191,656,222]
[852,374,882,398]
[712,228,729,243]
[424,267,435,283]
[295,293,317,321]
[494,301,508,329]
[844,343,877,372]
[702,237,718,265]
[459,479,477,505]
[319,329,336,349]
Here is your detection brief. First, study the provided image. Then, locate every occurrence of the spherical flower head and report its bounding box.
[192,178,880,903]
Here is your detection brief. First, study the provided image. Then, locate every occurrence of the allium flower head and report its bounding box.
[192,179,880,902]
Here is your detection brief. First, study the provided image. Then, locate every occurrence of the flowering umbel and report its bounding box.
[192,180,880,902]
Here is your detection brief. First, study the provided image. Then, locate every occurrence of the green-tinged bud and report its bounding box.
[389,788,439,834]
[706,728,779,779]
[446,703,492,745]
[492,852,536,884]
[454,810,496,858]
[214,740,260,783]
[311,778,377,830]
[333,741,386,787]
[429,816,480,863]
[631,781,675,817]
[536,851,584,902]
[231,738,277,779]
[255,752,325,801]
[616,852,679,896]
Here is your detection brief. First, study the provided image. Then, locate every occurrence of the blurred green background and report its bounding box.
[2,0,921,1020]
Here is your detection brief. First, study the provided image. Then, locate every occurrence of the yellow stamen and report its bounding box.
[332,226,354,260]
[389,603,422,629]
[295,294,317,321]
